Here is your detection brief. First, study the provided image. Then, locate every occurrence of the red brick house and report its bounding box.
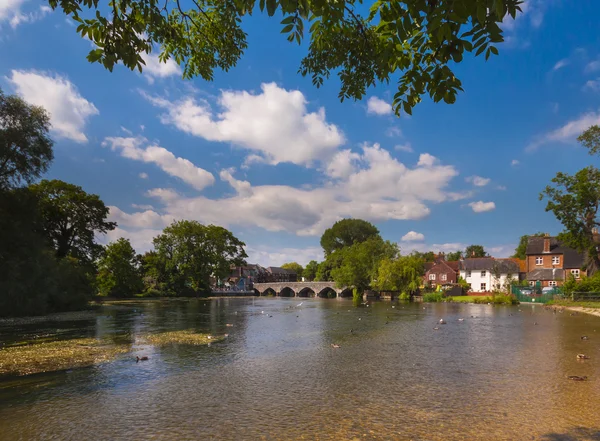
[423,258,458,286]
[525,234,586,287]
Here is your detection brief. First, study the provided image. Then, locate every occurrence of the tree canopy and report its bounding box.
[320,218,380,256]
[578,125,600,156]
[97,238,144,297]
[281,262,303,278]
[48,0,522,115]
[371,254,423,294]
[29,179,116,262]
[0,88,53,190]
[464,244,487,258]
[303,260,318,281]
[446,251,462,261]
[540,166,600,275]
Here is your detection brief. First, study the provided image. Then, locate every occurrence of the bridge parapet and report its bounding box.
[252,282,351,298]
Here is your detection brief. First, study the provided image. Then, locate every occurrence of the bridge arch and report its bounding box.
[279,287,295,297]
[317,287,337,298]
[262,287,276,296]
[339,288,353,298]
[298,287,315,298]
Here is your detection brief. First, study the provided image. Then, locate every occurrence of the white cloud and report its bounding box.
[466,175,491,187]
[7,70,98,143]
[245,245,323,267]
[401,231,425,242]
[102,136,215,191]
[140,51,182,84]
[326,149,360,179]
[366,96,392,115]
[142,83,345,166]
[395,143,413,153]
[527,110,600,151]
[585,60,600,74]
[401,242,468,254]
[139,172,149,179]
[496,185,507,191]
[132,203,154,210]
[1,1,51,28]
[552,59,568,71]
[121,126,133,135]
[110,143,463,243]
[108,206,175,229]
[583,79,600,92]
[511,159,520,166]
[468,201,496,213]
[102,226,161,253]
[386,126,402,138]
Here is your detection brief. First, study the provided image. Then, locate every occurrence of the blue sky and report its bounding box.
[1,0,599,265]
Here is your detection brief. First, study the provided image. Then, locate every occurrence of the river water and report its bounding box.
[1,298,600,440]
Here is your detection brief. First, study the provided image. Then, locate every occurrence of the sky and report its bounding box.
[1,0,599,266]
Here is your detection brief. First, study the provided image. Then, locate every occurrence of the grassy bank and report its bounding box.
[546,299,600,309]
[422,294,518,305]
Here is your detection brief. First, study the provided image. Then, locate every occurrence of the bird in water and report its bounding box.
[331,344,341,349]
[458,318,464,322]
[568,375,587,381]
[581,336,589,340]
[226,323,234,327]
[136,356,149,362]
[439,319,447,325]
[534,322,538,325]
[577,354,590,360]
[350,329,354,334]
[433,327,439,331]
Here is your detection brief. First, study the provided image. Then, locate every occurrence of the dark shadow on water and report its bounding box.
[540,427,600,441]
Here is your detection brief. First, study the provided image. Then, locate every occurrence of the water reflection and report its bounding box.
[1,299,600,440]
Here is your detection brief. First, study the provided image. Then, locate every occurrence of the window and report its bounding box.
[466,270,471,278]
[480,283,487,291]
[552,256,560,265]
[535,257,543,265]
[529,281,535,287]
[571,269,580,279]
[481,270,486,277]
[441,274,447,281]
[548,281,557,287]
[429,274,436,281]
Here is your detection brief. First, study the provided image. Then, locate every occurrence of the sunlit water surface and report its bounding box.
[1,299,600,440]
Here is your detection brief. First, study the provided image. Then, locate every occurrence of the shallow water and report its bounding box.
[1,299,600,440]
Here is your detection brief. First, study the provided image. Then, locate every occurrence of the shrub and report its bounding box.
[398,292,411,301]
[423,292,444,303]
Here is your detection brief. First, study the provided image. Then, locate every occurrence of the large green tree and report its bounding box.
[303,260,319,281]
[464,244,487,258]
[28,179,116,261]
[330,237,398,293]
[540,166,600,275]
[281,262,303,278]
[371,253,424,295]
[0,88,53,190]
[48,0,522,115]
[320,218,380,257]
[153,220,247,294]
[511,232,544,260]
[578,124,600,156]
[446,250,463,261]
[97,238,144,297]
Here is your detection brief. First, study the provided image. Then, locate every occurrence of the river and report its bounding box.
[1,298,599,440]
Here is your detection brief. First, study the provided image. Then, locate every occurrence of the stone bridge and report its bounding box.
[252,282,352,298]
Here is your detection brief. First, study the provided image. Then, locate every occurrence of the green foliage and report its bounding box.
[563,272,600,294]
[29,179,116,262]
[0,88,54,191]
[372,254,424,294]
[49,0,521,116]
[457,276,470,291]
[577,125,600,156]
[446,251,463,261]
[423,292,444,303]
[320,218,380,257]
[540,166,600,274]
[511,232,544,259]
[464,244,487,258]
[281,262,303,278]
[303,260,318,281]
[398,292,411,301]
[330,237,398,292]
[97,238,144,297]
[152,220,247,295]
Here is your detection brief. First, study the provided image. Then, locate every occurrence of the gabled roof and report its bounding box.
[267,266,296,275]
[445,261,460,271]
[525,236,584,268]
[506,258,527,272]
[527,268,564,281]
[425,260,456,274]
[459,258,519,273]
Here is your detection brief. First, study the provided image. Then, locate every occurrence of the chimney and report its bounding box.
[543,233,550,253]
[471,250,475,257]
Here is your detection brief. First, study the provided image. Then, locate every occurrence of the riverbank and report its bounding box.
[546,299,600,317]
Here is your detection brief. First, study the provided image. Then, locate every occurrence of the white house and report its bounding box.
[459,258,520,293]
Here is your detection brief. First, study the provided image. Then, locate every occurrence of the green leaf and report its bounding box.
[281,24,294,33]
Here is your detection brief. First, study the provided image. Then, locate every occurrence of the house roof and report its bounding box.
[426,260,456,274]
[267,266,296,275]
[459,258,520,273]
[445,261,459,271]
[424,262,435,272]
[527,268,564,281]
[506,258,527,273]
[525,236,585,268]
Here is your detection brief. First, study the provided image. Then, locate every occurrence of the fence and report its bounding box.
[511,285,563,304]
[572,292,600,302]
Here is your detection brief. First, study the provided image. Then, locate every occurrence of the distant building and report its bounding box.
[266,266,298,283]
[423,258,458,286]
[525,234,586,287]
[459,258,520,293]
